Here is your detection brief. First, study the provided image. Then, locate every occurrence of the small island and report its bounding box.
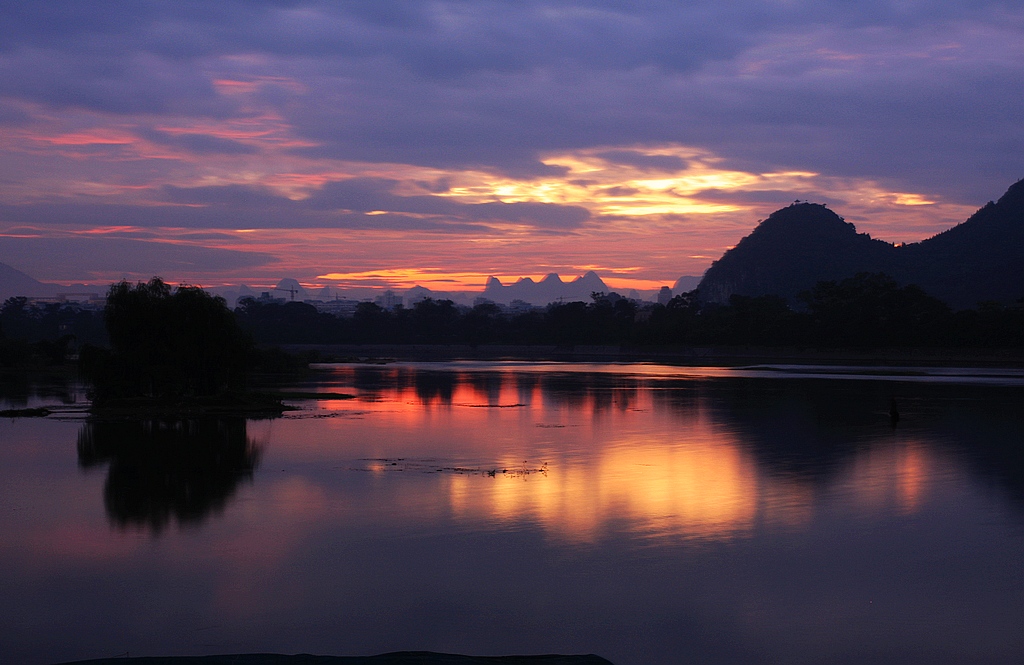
[79,277,293,418]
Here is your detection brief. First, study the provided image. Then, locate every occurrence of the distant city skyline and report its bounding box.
[0,3,1021,290]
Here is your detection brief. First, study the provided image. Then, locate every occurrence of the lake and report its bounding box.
[1,362,1022,665]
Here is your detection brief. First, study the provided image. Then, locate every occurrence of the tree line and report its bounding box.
[235,273,1022,349]
[2,272,1021,376]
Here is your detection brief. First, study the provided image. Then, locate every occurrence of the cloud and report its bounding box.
[160,180,590,229]
[0,6,1018,190]
[693,189,845,207]
[595,151,688,172]
[0,101,30,125]
[306,178,590,227]
[0,179,590,231]
[0,1,1021,264]
[0,235,275,282]
[139,128,258,155]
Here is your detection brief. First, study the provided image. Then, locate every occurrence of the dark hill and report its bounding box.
[698,178,1024,309]
[898,178,1024,309]
[697,203,895,305]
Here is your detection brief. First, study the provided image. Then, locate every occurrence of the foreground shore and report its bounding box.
[57,653,614,665]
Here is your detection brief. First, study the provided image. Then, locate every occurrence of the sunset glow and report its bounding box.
[0,3,1019,291]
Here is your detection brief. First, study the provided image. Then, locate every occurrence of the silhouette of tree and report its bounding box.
[84,278,251,400]
[801,273,951,346]
[463,302,503,345]
[235,297,344,344]
[408,298,460,343]
[207,277,1021,351]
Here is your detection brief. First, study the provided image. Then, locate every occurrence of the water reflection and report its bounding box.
[304,364,1023,543]
[447,434,764,543]
[77,418,260,532]
[0,369,81,409]
[2,363,1022,665]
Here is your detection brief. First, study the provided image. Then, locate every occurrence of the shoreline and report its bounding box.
[280,343,1024,368]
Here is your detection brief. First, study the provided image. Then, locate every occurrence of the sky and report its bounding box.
[0,1,1022,293]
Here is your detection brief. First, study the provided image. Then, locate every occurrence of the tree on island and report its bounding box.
[82,278,251,401]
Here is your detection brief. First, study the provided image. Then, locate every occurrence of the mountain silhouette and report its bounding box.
[698,178,1024,309]
[697,204,895,304]
[897,178,1024,308]
[0,262,57,300]
[672,275,701,293]
[483,271,609,305]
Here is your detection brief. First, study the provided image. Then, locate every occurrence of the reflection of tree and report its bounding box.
[0,371,78,408]
[413,370,456,404]
[539,372,641,412]
[77,418,260,532]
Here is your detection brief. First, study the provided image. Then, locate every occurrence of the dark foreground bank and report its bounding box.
[57,653,614,665]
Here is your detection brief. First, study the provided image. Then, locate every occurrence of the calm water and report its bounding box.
[1,362,1022,665]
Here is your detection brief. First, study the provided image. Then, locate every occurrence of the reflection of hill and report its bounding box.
[908,385,1024,509]
[700,378,1024,508]
[697,378,885,482]
[77,418,260,532]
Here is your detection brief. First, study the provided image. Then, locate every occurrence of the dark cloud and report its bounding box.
[1,180,589,231]
[0,101,29,125]
[308,178,590,227]
[140,128,257,155]
[0,2,1021,201]
[0,48,228,115]
[161,184,288,207]
[0,235,275,281]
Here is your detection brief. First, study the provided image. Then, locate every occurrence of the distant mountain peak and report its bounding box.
[0,261,56,299]
[479,271,610,305]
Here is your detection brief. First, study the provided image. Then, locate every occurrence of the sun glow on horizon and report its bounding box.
[2,105,981,287]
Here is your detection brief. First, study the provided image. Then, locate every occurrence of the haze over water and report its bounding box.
[1,363,1022,665]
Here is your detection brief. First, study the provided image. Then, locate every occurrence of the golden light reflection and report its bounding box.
[320,373,772,543]
[461,436,761,543]
[834,440,935,515]
[301,370,958,543]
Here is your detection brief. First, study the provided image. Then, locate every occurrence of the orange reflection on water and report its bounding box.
[894,442,931,513]
[837,440,935,515]
[447,417,762,543]
[292,367,953,544]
